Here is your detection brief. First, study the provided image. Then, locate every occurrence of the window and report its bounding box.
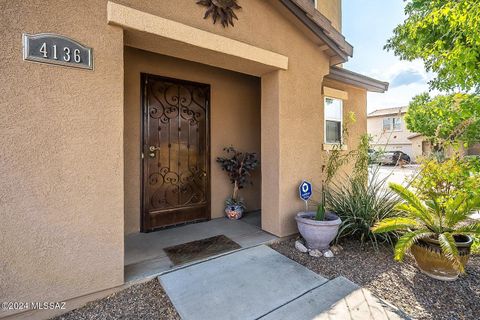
[383,117,402,131]
[383,118,392,131]
[393,117,402,130]
[324,97,343,144]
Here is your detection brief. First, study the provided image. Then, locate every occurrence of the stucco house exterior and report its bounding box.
[367,107,425,161]
[0,1,388,319]
[368,107,479,162]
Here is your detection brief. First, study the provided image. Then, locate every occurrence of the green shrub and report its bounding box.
[372,156,480,273]
[325,135,401,248]
[472,237,480,255]
[327,167,400,248]
[411,155,480,203]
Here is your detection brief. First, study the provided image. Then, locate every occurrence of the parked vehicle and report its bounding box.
[368,149,379,164]
[377,151,410,165]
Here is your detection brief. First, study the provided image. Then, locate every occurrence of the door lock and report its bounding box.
[148,146,160,158]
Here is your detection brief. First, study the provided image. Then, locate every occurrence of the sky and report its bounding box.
[342,0,436,113]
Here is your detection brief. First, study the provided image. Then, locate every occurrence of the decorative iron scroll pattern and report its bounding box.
[145,79,208,211]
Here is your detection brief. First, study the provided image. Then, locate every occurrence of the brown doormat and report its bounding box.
[164,235,241,266]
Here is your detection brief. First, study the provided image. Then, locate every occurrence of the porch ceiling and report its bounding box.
[107,2,288,76]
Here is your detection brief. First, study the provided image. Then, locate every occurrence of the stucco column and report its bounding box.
[261,71,281,236]
[261,67,329,237]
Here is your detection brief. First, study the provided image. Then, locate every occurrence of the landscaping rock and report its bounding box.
[270,238,480,320]
[308,249,323,258]
[331,244,343,254]
[323,250,334,258]
[52,279,180,320]
[295,240,309,253]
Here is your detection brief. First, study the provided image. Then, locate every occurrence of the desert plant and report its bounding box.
[372,180,480,272]
[216,146,259,206]
[326,135,400,248]
[327,168,400,248]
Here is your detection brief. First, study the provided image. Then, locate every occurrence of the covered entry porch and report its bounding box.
[113,0,291,244]
[124,212,277,282]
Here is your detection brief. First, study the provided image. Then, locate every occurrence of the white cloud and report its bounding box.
[364,60,439,113]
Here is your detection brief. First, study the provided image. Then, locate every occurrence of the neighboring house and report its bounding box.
[0,1,388,319]
[368,107,479,162]
[368,106,426,161]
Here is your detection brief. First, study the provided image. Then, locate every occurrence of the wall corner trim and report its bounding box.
[106,1,288,72]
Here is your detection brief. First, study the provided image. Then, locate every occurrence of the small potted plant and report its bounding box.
[372,156,480,281]
[295,183,341,250]
[217,146,259,220]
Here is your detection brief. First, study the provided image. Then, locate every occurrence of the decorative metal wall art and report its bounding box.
[196,0,241,27]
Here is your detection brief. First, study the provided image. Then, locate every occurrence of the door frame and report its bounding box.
[140,73,211,232]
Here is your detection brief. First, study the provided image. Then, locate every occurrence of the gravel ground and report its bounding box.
[53,279,180,320]
[270,238,480,320]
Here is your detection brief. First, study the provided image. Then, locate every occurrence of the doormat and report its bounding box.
[164,235,241,266]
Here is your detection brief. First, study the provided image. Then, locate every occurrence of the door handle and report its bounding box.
[148,146,160,158]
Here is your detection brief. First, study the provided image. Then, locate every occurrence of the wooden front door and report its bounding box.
[141,74,210,232]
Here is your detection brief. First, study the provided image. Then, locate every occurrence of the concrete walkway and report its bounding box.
[159,245,409,320]
[125,216,276,282]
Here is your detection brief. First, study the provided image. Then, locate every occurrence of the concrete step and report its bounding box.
[259,276,410,320]
[158,245,409,320]
[159,245,328,320]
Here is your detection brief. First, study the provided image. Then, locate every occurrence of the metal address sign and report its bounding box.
[299,180,313,211]
[23,33,93,70]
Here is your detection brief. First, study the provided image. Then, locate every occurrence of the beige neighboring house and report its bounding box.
[368,107,479,162]
[368,107,429,162]
[1,1,388,319]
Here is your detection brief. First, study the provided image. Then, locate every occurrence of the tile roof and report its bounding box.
[368,106,408,117]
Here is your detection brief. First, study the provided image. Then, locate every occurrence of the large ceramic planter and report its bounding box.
[225,205,244,220]
[411,235,472,281]
[295,211,341,250]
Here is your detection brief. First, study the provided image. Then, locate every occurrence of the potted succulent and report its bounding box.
[372,156,480,281]
[295,183,341,250]
[216,147,259,220]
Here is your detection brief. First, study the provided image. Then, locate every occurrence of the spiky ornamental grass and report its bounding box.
[326,166,400,249]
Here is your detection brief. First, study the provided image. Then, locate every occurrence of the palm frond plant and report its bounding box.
[372,156,480,280]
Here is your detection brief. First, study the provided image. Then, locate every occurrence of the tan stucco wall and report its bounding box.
[368,113,415,157]
[0,1,124,318]
[322,79,368,174]
[317,0,342,31]
[269,75,367,235]
[124,47,261,234]
[0,0,368,316]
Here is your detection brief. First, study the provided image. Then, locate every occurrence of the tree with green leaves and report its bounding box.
[386,0,480,92]
[405,93,480,148]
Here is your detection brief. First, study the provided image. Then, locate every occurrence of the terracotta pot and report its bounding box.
[295,211,341,250]
[411,235,473,281]
[225,205,243,220]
